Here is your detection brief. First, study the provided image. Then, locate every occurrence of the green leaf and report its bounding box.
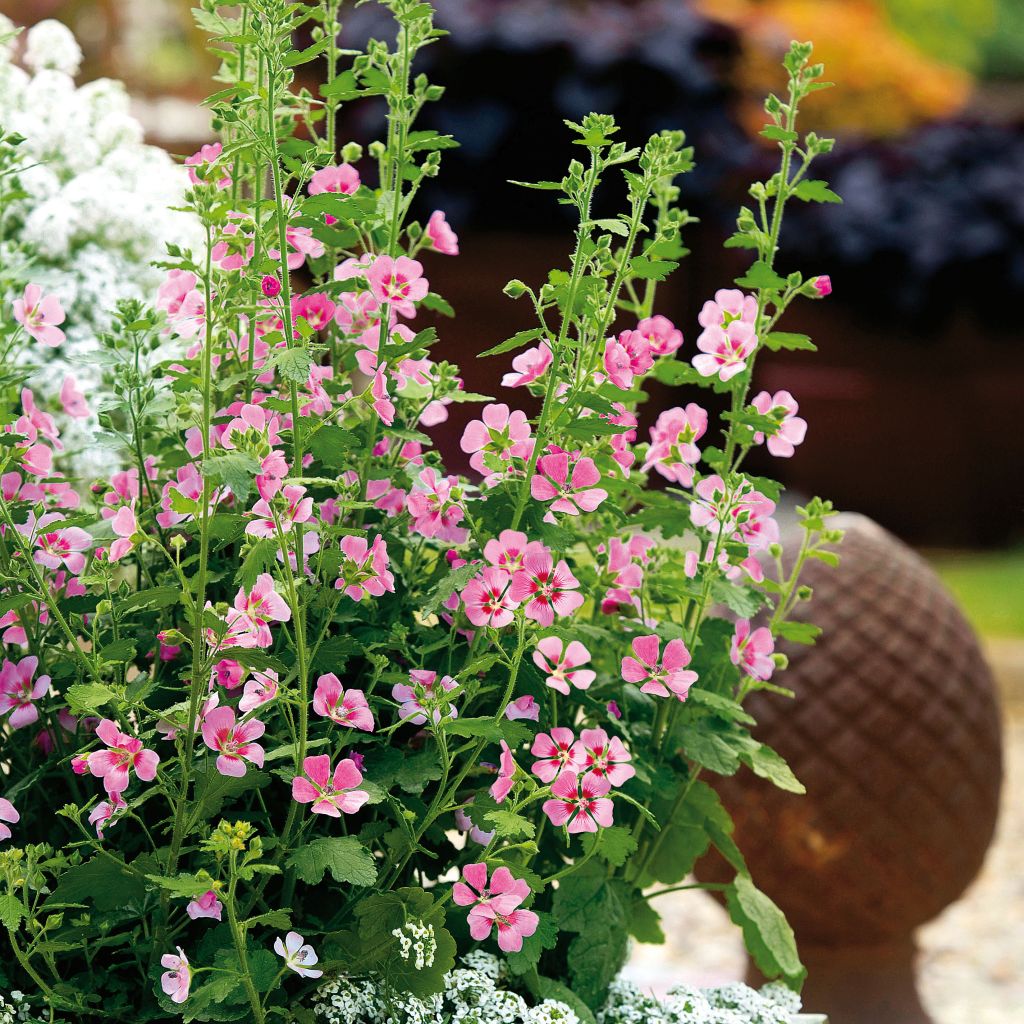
[569,927,630,1007]
[760,125,798,142]
[740,744,805,794]
[678,728,741,776]
[484,809,535,840]
[118,586,182,613]
[421,562,480,616]
[587,825,638,868]
[420,291,454,317]
[444,717,503,741]
[193,766,268,822]
[776,620,822,645]
[629,255,678,281]
[505,912,558,976]
[65,682,118,715]
[628,898,665,944]
[479,328,546,359]
[204,452,261,503]
[287,837,377,887]
[0,894,25,931]
[309,424,361,468]
[652,359,705,387]
[533,977,597,1024]
[793,179,841,204]
[46,855,146,912]
[726,874,806,989]
[734,261,788,291]
[234,538,279,589]
[268,346,314,384]
[762,332,817,353]
[552,861,625,933]
[145,872,217,899]
[710,578,765,618]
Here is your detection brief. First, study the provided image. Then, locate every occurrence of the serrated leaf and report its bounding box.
[569,926,630,1007]
[445,717,503,741]
[793,179,841,204]
[735,261,788,291]
[308,424,361,469]
[204,452,261,503]
[762,332,817,353]
[479,328,546,359]
[65,682,118,715]
[760,125,798,142]
[740,744,805,794]
[287,837,377,887]
[0,894,25,931]
[421,562,480,616]
[776,621,822,645]
[629,255,678,281]
[484,809,535,839]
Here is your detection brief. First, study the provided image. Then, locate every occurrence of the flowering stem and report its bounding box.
[510,151,602,531]
[225,849,265,1024]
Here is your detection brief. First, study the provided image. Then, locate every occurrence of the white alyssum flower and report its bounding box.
[23,19,82,76]
[392,919,437,970]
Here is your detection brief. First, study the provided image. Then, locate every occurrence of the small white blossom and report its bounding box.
[24,19,82,76]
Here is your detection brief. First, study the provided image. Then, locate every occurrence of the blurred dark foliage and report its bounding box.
[333,0,751,228]
[781,120,1024,332]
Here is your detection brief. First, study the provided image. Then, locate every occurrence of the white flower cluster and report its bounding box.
[597,978,802,1024]
[392,919,438,970]
[0,16,202,419]
[0,990,45,1024]
[310,951,580,1024]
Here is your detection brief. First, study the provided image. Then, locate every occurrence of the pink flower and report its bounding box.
[274,931,323,978]
[501,342,552,388]
[750,390,807,458]
[509,548,584,626]
[13,284,65,347]
[505,695,539,721]
[245,484,314,538]
[370,363,395,427]
[186,141,231,189]
[690,476,778,553]
[621,635,697,701]
[812,275,832,297]
[491,740,517,803]
[239,669,279,714]
[698,288,758,329]
[454,863,537,953]
[213,659,244,691]
[335,534,395,601]
[573,728,635,787]
[468,896,540,953]
[603,329,653,389]
[261,274,281,298]
[309,163,360,195]
[0,656,50,729]
[160,947,192,1004]
[89,719,160,795]
[156,270,198,316]
[201,706,265,777]
[407,468,468,543]
[0,797,19,842]
[482,530,541,575]
[186,890,223,921]
[642,404,708,486]
[291,755,369,817]
[426,210,459,255]
[88,793,125,839]
[636,314,683,356]
[28,514,91,574]
[542,770,614,833]
[460,403,533,479]
[366,255,428,318]
[60,376,90,418]
[293,291,337,331]
[452,862,530,907]
[461,566,521,628]
[392,670,458,726]
[692,320,757,382]
[313,674,374,732]
[531,450,607,516]
[232,573,291,647]
[532,637,595,695]
[108,505,137,563]
[731,620,776,681]
[270,225,324,270]
[531,727,585,783]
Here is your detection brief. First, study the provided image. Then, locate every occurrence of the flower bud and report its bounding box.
[261,275,282,298]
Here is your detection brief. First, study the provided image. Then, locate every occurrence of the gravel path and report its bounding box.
[626,715,1023,1023]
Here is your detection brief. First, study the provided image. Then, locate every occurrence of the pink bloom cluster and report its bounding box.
[453,863,538,952]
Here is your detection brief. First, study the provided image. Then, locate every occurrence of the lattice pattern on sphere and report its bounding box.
[708,515,1003,946]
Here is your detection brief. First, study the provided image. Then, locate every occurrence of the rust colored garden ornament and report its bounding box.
[701,514,1003,1024]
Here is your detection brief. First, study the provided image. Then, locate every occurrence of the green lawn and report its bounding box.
[928,550,1024,639]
